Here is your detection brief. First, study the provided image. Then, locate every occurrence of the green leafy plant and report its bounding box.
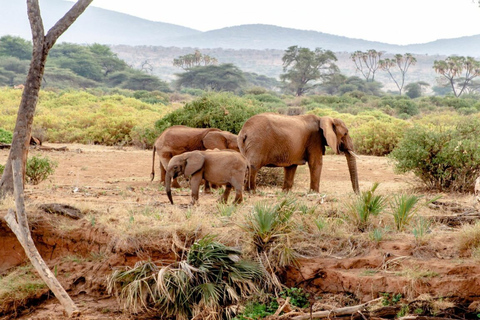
[345,182,387,231]
[107,235,265,319]
[280,287,310,308]
[390,194,439,231]
[26,155,58,185]
[0,128,13,144]
[390,118,480,193]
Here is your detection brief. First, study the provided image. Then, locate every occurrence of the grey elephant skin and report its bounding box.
[165,149,247,205]
[151,125,239,187]
[237,113,359,193]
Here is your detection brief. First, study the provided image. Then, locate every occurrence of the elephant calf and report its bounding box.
[165,149,247,205]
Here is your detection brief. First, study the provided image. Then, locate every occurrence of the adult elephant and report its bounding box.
[151,125,239,187]
[237,113,359,194]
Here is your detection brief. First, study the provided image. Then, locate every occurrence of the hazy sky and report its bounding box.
[85,0,480,45]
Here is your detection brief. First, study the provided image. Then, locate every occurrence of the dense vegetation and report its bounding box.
[2,85,480,192]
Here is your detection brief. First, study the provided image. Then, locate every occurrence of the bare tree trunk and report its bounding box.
[0,0,93,198]
[4,160,79,316]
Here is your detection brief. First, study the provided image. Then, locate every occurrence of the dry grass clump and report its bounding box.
[0,265,47,313]
[457,221,480,256]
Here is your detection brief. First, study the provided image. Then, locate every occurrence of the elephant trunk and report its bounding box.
[345,151,360,194]
[165,172,174,204]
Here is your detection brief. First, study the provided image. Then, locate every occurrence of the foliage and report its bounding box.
[0,36,32,60]
[0,37,168,90]
[379,53,417,95]
[25,155,58,185]
[345,182,387,231]
[389,117,480,192]
[280,287,310,308]
[433,56,480,97]
[350,50,383,82]
[173,49,218,70]
[0,128,12,144]
[175,63,246,92]
[239,198,299,277]
[107,236,265,319]
[280,45,339,96]
[389,194,421,231]
[155,91,268,134]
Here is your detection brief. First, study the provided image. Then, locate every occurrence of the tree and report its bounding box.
[280,45,338,96]
[0,35,33,60]
[350,49,383,82]
[175,63,246,92]
[379,53,417,95]
[1,1,93,314]
[173,50,218,70]
[404,81,430,99]
[433,56,480,97]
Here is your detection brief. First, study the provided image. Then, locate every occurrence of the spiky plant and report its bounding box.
[107,235,265,319]
[345,182,387,232]
[239,198,299,290]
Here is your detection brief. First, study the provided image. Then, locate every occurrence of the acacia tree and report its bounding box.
[350,49,383,82]
[0,0,93,197]
[280,45,338,96]
[433,56,480,97]
[173,50,218,70]
[379,53,417,95]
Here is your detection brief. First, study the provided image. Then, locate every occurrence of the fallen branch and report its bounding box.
[292,297,382,320]
[4,159,79,317]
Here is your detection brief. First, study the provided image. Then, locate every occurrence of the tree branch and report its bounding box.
[4,159,80,317]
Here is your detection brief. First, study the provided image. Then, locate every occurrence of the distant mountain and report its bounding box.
[0,0,200,45]
[2,0,480,56]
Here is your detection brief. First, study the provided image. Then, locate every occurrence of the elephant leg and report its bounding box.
[190,174,203,205]
[245,165,259,192]
[283,165,298,191]
[220,185,231,203]
[307,159,322,193]
[233,186,243,204]
[204,180,212,193]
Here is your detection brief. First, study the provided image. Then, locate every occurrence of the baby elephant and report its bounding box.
[165,149,247,205]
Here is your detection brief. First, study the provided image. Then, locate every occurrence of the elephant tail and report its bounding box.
[150,146,156,182]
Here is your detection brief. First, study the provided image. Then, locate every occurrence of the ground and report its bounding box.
[1,143,480,319]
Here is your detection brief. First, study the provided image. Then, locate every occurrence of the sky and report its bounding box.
[86,0,480,45]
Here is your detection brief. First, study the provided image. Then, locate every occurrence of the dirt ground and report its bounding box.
[1,143,480,319]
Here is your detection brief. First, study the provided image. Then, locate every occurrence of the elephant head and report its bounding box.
[203,131,239,151]
[165,151,205,204]
[320,116,359,193]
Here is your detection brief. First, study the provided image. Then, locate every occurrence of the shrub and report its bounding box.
[351,119,408,156]
[0,128,13,144]
[26,155,58,185]
[154,92,268,134]
[389,117,480,192]
[107,236,265,319]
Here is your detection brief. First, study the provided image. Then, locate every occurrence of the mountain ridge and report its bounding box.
[1,0,480,56]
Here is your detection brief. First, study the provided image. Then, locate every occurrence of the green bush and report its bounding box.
[26,155,58,185]
[351,119,408,156]
[389,117,480,192]
[0,128,12,144]
[155,92,268,134]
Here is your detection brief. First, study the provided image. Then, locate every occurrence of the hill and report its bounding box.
[2,0,480,57]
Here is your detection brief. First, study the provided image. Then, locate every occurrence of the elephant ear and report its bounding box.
[203,132,227,149]
[320,117,339,154]
[184,151,205,177]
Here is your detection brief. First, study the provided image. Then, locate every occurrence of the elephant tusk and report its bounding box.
[349,150,361,159]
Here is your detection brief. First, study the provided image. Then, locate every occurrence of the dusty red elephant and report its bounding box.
[237,113,360,194]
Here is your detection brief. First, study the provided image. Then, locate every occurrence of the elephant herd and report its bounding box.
[151,112,360,205]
